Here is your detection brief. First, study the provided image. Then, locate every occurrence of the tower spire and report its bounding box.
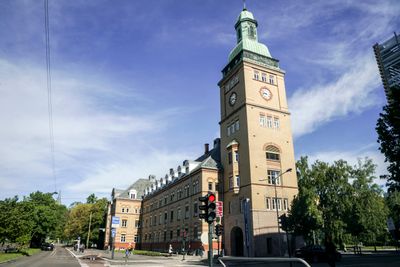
[243,0,247,10]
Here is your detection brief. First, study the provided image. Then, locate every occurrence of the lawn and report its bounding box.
[0,248,41,263]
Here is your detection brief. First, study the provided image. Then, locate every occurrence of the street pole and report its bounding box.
[111,232,115,259]
[273,168,292,257]
[86,212,92,249]
[274,177,282,256]
[208,223,213,267]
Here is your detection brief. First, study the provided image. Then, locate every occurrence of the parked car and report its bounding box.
[295,244,341,263]
[41,243,54,251]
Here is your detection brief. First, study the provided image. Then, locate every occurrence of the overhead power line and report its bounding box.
[44,0,57,193]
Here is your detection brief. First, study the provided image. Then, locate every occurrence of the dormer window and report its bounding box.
[129,190,137,199]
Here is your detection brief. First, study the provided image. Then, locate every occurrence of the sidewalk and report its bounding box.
[68,248,210,266]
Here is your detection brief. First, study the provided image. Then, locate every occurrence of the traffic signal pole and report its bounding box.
[208,222,213,267]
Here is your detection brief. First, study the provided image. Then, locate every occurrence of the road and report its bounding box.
[1,246,81,267]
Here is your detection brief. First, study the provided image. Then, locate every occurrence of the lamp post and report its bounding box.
[274,168,292,256]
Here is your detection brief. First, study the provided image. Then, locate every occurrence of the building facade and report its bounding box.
[218,8,298,257]
[105,7,298,257]
[104,179,153,250]
[373,32,400,102]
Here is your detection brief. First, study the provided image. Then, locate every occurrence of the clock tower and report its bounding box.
[219,7,298,257]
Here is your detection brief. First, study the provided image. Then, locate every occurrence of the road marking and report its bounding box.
[50,247,57,257]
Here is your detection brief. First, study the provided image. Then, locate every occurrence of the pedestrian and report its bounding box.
[125,248,130,263]
[199,246,204,258]
[168,244,173,256]
[80,243,85,253]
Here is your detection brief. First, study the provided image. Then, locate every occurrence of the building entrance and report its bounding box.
[230,226,244,256]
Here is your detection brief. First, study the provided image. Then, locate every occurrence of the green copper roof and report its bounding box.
[228,9,272,62]
[236,9,255,22]
[228,39,271,62]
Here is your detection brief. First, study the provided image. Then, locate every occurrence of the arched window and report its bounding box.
[265,145,280,161]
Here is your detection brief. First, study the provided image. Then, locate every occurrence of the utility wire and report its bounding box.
[44,0,57,194]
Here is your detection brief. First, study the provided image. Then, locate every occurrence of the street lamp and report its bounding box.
[274,168,292,256]
[260,167,292,256]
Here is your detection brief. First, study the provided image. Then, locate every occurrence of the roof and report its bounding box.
[228,8,272,63]
[193,142,222,171]
[115,178,153,200]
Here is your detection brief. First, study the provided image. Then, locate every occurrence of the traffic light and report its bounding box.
[215,224,223,236]
[199,193,217,224]
[278,214,288,231]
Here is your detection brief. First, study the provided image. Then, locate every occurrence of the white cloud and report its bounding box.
[0,58,191,201]
[289,55,380,138]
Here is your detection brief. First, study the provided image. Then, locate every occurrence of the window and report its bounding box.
[266,152,280,161]
[236,175,240,187]
[269,74,275,84]
[227,120,239,136]
[120,234,126,242]
[254,70,259,80]
[185,205,189,219]
[159,214,162,225]
[194,203,198,216]
[170,210,174,222]
[135,219,140,228]
[272,198,282,210]
[122,219,127,227]
[261,73,267,82]
[134,235,138,243]
[229,176,233,189]
[235,150,239,162]
[177,229,180,239]
[259,114,266,127]
[126,208,129,213]
[193,226,198,239]
[267,116,273,128]
[266,197,271,210]
[228,152,232,164]
[267,170,281,185]
[267,238,273,254]
[208,182,213,191]
[122,208,125,213]
[164,212,168,223]
[170,230,173,240]
[177,208,181,220]
[283,198,288,211]
[164,197,167,205]
[274,117,280,129]
[130,193,136,199]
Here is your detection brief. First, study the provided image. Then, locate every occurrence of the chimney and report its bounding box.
[204,143,209,154]
[213,138,220,148]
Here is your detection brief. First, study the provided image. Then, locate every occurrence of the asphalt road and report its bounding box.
[1,246,80,267]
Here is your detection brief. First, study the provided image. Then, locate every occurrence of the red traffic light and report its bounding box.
[208,193,216,202]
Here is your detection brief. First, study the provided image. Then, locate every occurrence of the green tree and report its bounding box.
[346,159,389,246]
[376,85,400,191]
[64,195,108,247]
[24,191,67,246]
[287,157,323,243]
[86,193,98,204]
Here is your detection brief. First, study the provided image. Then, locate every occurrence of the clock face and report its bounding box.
[260,88,272,101]
[229,92,237,106]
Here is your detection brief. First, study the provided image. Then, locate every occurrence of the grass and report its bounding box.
[0,248,41,263]
[0,252,23,263]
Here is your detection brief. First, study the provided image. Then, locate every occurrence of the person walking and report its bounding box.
[168,244,173,256]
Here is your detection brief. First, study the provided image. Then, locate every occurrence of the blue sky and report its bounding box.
[0,0,399,205]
